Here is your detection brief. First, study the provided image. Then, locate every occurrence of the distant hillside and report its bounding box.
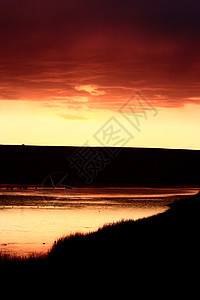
[0,145,199,186]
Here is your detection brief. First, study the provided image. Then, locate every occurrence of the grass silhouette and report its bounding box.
[1,192,200,267]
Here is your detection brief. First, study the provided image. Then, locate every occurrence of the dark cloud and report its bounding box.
[0,0,200,108]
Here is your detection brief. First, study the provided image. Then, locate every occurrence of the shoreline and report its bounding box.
[0,191,200,265]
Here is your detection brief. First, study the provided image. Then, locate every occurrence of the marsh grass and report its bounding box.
[0,252,47,265]
[1,193,200,266]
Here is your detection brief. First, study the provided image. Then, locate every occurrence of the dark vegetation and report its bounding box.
[1,192,200,267]
[0,145,200,186]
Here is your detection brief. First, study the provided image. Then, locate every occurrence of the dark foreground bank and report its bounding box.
[1,192,200,267]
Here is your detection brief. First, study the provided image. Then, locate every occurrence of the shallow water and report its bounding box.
[0,186,198,256]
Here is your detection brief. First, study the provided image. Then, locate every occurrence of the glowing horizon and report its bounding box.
[0,0,200,150]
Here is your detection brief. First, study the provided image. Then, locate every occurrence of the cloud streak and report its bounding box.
[0,0,200,111]
[75,85,105,96]
[58,113,89,121]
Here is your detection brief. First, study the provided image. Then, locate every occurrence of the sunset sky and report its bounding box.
[0,0,200,149]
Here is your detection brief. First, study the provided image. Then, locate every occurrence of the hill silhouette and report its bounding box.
[0,145,200,187]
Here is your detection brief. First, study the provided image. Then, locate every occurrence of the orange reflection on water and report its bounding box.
[0,204,166,256]
[0,187,198,256]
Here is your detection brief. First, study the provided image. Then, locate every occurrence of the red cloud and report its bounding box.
[0,0,200,111]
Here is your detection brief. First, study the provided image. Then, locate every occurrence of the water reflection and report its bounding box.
[0,187,198,256]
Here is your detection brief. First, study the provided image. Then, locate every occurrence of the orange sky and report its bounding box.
[0,0,200,149]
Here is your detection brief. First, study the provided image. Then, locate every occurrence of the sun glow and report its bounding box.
[0,0,200,150]
[1,98,200,149]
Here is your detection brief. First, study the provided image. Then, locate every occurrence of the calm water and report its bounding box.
[0,186,198,256]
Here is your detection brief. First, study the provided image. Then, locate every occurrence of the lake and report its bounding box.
[0,186,198,256]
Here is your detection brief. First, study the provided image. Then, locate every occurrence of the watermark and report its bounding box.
[41,171,77,203]
[68,142,111,183]
[119,91,158,131]
[42,91,158,192]
[93,116,133,158]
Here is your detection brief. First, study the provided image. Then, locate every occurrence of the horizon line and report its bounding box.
[0,144,199,151]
